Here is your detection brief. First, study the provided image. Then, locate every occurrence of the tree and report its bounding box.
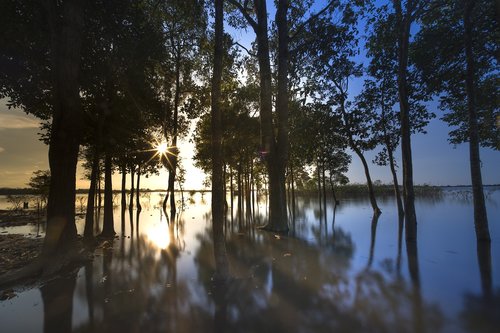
[159,0,207,217]
[28,169,51,207]
[211,0,229,281]
[300,5,381,215]
[413,0,497,242]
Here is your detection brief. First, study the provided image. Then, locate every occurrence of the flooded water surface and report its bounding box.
[1,189,499,333]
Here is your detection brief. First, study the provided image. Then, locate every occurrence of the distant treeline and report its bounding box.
[295,184,499,198]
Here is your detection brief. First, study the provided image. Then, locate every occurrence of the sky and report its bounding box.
[0,1,498,189]
[1,97,498,190]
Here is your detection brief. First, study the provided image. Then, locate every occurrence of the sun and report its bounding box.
[156,142,168,155]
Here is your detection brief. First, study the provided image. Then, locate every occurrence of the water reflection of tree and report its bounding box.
[460,241,500,333]
[69,213,210,332]
[41,273,77,333]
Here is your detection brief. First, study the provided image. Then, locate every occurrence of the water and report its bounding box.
[1,189,499,333]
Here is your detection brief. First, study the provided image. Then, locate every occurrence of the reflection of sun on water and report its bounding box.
[146,223,170,249]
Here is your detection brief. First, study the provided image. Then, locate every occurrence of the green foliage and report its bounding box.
[413,0,499,149]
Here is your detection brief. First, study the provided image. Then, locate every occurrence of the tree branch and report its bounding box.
[290,0,337,41]
[227,0,258,31]
[233,41,257,57]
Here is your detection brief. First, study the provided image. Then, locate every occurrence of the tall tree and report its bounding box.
[392,0,426,241]
[211,0,229,281]
[413,0,497,242]
[160,0,207,217]
[42,0,85,253]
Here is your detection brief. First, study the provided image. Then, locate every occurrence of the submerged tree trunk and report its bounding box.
[254,0,288,232]
[84,149,99,241]
[211,0,229,282]
[464,0,490,242]
[120,165,126,234]
[387,142,404,217]
[136,168,142,212]
[352,146,381,215]
[121,164,126,211]
[367,213,380,269]
[167,52,181,219]
[129,168,135,212]
[394,0,417,241]
[101,152,115,237]
[42,0,84,255]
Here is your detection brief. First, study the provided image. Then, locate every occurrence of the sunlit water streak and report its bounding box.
[0,189,499,333]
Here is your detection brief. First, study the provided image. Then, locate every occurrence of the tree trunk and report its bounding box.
[329,177,338,205]
[211,0,229,282]
[120,164,126,233]
[101,152,115,237]
[42,0,84,255]
[290,161,296,216]
[129,168,135,211]
[84,149,99,240]
[352,146,381,215]
[253,0,288,232]
[367,213,380,268]
[387,142,404,217]
[464,0,490,242]
[136,168,142,212]
[121,164,126,211]
[394,0,417,241]
[168,51,181,219]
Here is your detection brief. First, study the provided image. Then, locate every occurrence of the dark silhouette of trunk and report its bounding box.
[251,0,288,232]
[230,168,234,223]
[120,164,126,233]
[136,168,142,212]
[380,87,403,217]
[464,0,490,242]
[352,145,381,215]
[367,213,380,269]
[476,240,492,300]
[97,166,102,212]
[212,0,229,283]
[245,165,252,217]
[101,152,115,237]
[120,164,126,211]
[290,161,296,217]
[329,177,339,205]
[322,163,327,221]
[42,0,84,255]
[41,274,77,333]
[167,51,181,219]
[317,162,322,217]
[129,168,135,212]
[394,0,417,241]
[339,93,380,215]
[237,163,243,226]
[387,141,404,217]
[84,149,99,241]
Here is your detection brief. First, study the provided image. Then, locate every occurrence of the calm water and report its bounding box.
[1,189,499,333]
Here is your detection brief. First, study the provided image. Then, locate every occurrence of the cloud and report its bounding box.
[0,146,4,153]
[0,113,41,129]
